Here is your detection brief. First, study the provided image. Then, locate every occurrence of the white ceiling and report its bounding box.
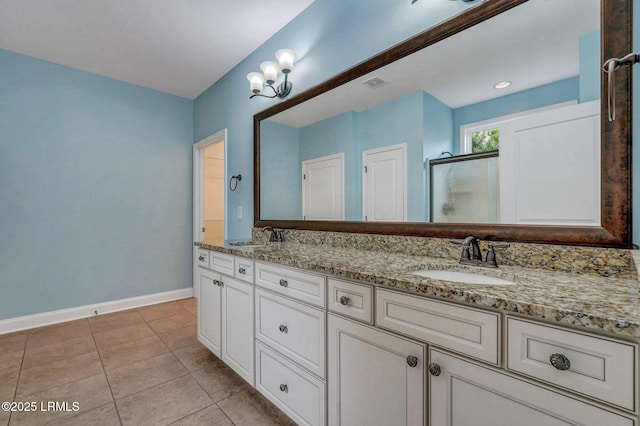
[270,0,599,128]
[0,0,315,99]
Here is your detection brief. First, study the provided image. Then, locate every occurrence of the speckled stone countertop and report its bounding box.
[195,240,640,339]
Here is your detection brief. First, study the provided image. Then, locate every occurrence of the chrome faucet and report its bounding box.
[454,236,510,268]
[262,226,285,242]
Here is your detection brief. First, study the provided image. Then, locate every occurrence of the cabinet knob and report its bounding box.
[339,296,350,306]
[406,355,418,368]
[219,281,224,287]
[212,279,220,286]
[279,324,288,333]
[279,279,288,287]
[428,363,441,376]
[549,353,571,371]
[279,384,288,393]
[238,267,246,274]
[198,255,205,261]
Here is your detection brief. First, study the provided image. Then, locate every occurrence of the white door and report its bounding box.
[302,153,344,220]
[362,144,406,222]
[197,267,222,357]
[429,349,633,426]
[221,276,255,386]
[328,314,425,426]
[499,101,600,226]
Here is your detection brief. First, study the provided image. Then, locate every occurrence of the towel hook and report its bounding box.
[603,52,639,121]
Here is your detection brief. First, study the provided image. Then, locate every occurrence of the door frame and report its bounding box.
[193,129,227,297]
[361,143,407,222]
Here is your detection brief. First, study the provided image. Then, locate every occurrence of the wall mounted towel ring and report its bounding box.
[229,174,242,191]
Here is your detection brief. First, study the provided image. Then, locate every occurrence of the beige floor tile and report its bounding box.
[93,323,154,350]
[191,362,250,402]
[170,404,232,426]
[137,302,189,322]
[217,389,296,426]
[148,311,196,334]
[16,352,103,398]
[0,371,19,425]
[99,335,169,371]
[22,335,95,370]
[88,310,145,334]
[49,403,120,426]
[174,343,221,372]
[1,408,8,426]
[26,320,91,349]
[0,350,23,377]
[0,333,27,357]
[176,298,197,316]
[10,373,112,426]
[159,324,198,350]
[107,352,188,399]
[116,375,212,426]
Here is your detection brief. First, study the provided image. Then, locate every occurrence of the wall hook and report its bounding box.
[603,52,640,121]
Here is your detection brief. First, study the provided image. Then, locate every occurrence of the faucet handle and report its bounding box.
[484,243,510,267]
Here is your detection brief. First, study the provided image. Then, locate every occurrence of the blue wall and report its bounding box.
[194,0,480,239]
[0,49,194,320]
[259,120,301,220]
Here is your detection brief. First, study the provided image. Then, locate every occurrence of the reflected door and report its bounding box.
[302,153,345,220]
[363,144,406,222]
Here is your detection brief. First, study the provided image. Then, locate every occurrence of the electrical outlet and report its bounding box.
[237,206,242,219]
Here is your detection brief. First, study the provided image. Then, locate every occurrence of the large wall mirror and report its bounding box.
[254,0,632,247]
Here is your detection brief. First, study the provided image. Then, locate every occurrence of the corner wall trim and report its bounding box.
[0,287,195,335]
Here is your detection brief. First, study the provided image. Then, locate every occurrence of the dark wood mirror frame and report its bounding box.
[254,0,632,248]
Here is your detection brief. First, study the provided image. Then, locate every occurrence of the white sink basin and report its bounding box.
[412,270,515,286]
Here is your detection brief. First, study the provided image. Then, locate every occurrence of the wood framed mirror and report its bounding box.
[254,0,632,248]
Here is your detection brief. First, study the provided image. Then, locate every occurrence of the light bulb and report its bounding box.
[260,61,279,85]
[246,72,265,94]
[275,49,296,74]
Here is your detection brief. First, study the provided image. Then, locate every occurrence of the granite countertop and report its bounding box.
[195,240,640,339]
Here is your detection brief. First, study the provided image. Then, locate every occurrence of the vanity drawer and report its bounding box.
[327,278,373,324]
[255,341,326,426]
[376,289,500,364]
[255,261,326,307]
[209,251,235,276]
[234,257,254,283]
[255,289,326,378]
[506,317,637,411]
[196,249,209,269]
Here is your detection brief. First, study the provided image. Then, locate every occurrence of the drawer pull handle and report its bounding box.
[550,353,571,371]
[339,296,350,306]
[279,325,288,333]
[406,355,418,368]
[428,363,441,376]
[279,279,288,287]
[198,255,205,261]
[279,384,288,393]
[238,267,246,274]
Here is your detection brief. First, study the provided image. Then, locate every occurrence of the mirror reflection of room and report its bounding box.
[260,0,600,226]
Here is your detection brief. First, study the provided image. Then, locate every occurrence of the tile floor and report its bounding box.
[0,298,294,426]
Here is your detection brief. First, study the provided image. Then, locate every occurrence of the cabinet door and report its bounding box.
[328,314,426,426]
[222,276,255,386]
[429,349,635,426]
[197,267,222,357]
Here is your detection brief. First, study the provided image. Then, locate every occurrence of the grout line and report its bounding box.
[7,333,28,426]
[89,326,124,426]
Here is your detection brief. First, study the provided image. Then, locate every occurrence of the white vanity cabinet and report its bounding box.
[327,313,426,426]
[429,348,635,426]
[196,253,255,386]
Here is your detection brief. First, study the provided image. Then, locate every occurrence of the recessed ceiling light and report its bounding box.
[494,81,511,89]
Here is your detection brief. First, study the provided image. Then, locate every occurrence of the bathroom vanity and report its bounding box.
[194,238,639,425]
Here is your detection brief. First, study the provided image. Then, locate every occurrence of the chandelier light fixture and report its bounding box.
[246,49,296,99]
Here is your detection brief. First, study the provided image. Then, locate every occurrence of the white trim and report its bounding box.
[0,288,194,335]
[193,129,227,300]
[459,100,578,154]
[362,143,408,222]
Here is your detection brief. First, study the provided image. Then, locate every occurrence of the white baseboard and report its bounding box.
[0,287,194,335]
